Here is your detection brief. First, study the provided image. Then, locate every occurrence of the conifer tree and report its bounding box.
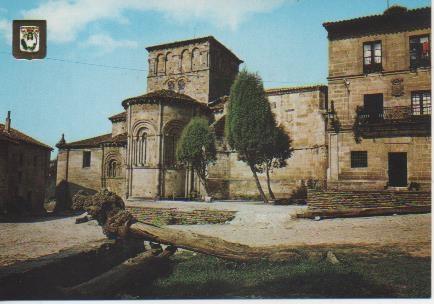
[225,70,275,203]
[177,117,216,197]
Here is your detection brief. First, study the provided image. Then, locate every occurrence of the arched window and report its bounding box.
[134,129,148,166]
[178,79,185,93]
[164,133,177,168]
[191,48,200,71]
[107,159,118,177]
[166,52,174,74]
[167,81,175,91]
[156,54,165,74]
[181,49,190,72]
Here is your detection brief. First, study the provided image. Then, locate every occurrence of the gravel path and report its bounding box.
[0,201,430,266]
[134,200,431,256]
[0,215,105,267]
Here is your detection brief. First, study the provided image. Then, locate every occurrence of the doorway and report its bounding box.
[388,152,407,187]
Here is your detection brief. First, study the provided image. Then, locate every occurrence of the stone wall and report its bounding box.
[208,87,329,199]
[307,189,431,210]
[127,205,236,225]
[111,120,126,137]
[57,148,103,193]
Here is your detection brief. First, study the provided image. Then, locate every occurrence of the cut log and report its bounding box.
[70,190,316,263]
[129,222,304,262]
[61,247,176,299]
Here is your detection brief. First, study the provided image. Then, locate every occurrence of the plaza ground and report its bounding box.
[0,201,430,267]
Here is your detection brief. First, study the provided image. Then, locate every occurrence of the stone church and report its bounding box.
[56,6,431,202]
[56,36,328,200]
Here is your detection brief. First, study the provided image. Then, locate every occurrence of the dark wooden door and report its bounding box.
[388,152,407,187]
[364,94,384,121]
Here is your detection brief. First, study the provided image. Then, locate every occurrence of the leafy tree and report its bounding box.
[225,70,275,203]
[260,126,293,200]
[177,117,217,197]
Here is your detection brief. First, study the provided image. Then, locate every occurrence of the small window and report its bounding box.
[19,153,24,166]
[351,151,368,168]
[271,102,276,109]
[33,156,38,167]
[167,81,175,91]
[411,91,431,115]
[82,151,91,168]
[410,35,430,69]
[363,41,382,73]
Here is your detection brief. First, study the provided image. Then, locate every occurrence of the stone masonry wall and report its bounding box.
[127,206,236,225]
[208,88,328,199]
[147,38,240,104]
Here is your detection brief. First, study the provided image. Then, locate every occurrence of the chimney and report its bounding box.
[4,111,11,133]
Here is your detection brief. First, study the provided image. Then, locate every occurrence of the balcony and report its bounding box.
[356,106,431,137]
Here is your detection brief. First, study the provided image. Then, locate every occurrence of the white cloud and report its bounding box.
[82,33,138,53]
[0,19,11,45]
[21,0,285,43]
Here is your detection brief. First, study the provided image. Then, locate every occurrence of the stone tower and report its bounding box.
[146,36,243,104]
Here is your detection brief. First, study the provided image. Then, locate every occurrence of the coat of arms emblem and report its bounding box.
[13,20,46,59]
[20,26,40,53]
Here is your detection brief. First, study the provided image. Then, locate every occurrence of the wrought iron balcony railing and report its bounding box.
[358,106,431,123]
[356,105,431,137]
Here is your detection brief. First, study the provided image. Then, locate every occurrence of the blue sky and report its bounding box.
[0,0,430,156]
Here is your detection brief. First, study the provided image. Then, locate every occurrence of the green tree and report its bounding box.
[177,117,217,197]
[225,70,275,203]
[260,126,293,200]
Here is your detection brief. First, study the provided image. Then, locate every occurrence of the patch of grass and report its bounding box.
[133,248,430,299]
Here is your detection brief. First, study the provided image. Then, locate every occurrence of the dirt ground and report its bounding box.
[0,201,430,266]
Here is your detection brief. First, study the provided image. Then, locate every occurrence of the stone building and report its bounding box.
[56,36,329,200]
[0,111,52,213]
[323,6,431,191]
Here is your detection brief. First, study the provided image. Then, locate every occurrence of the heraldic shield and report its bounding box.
[20,26,40,53]
[13,20,46,59]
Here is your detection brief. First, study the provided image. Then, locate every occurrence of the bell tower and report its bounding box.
[146,36,243,104]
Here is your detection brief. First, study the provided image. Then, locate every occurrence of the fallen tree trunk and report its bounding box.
[61,246,176,299]
[71,190,318,263]
[129,222,304,262]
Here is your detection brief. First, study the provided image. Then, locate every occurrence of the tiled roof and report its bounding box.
[323,6,431,40]
[265,85,327,96]
[146,36,243,63]
[121,89,211,113]
[61,133,112,148]
[0,124,52,150]
[60,132,127,149]
[108,111,126,122]
[101,133,127,146]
